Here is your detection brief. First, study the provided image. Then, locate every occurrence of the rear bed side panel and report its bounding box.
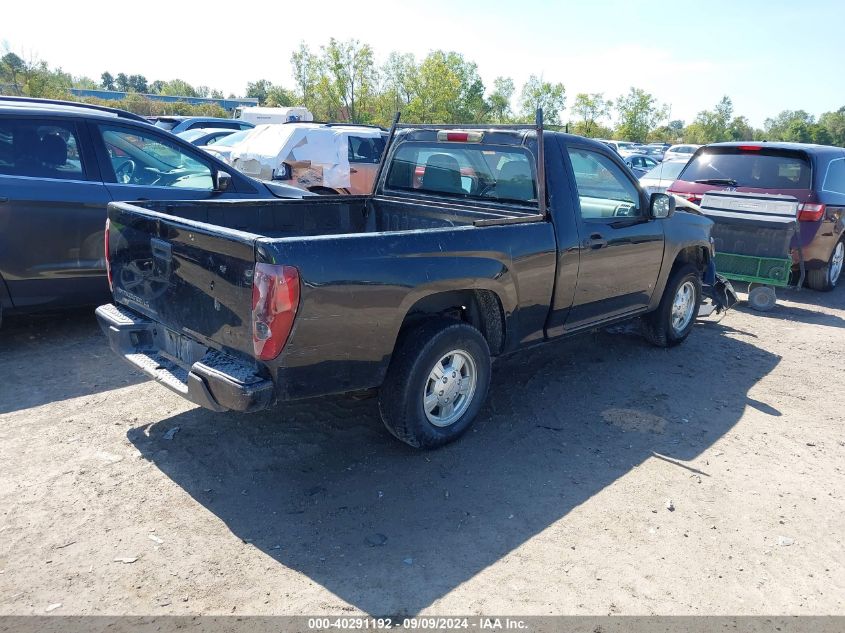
[108,203,261,360]
[261,221,558,400]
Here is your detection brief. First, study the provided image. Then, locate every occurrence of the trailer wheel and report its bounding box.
[378,318,491,449]
[747,285,777,312]
[642,264,702,348]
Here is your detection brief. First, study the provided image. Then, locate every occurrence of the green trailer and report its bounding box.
[699,191,805,311]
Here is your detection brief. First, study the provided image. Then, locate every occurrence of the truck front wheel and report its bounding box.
[378,319,491,449]
[642,264,702,348]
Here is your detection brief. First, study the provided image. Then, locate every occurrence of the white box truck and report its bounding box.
[234,106,314,125]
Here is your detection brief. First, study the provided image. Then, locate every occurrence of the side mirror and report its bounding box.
[649,192,675,219]
[213,170,233,193]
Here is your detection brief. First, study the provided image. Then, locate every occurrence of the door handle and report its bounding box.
[0,197,9,204]
[586,233,608,250]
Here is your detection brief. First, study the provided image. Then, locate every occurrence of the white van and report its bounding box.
[234,106,314,125]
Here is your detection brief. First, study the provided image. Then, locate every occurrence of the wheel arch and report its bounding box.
[395,288,508,356]
[671,244,710,276]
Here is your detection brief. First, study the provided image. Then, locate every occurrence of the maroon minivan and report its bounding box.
[668,142,845,290]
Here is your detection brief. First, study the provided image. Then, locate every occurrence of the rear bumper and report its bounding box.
[95,303,273,413]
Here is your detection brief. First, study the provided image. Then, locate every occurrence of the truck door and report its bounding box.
[563,145,664,330]
[0,115,112,310]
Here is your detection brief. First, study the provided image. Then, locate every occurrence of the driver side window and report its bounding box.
[98,124,213,190]
[567,148,641,219]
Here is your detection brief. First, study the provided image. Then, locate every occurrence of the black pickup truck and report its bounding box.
[97,115,729,448]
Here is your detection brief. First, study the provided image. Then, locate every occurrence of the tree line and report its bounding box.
[3,43,845,147]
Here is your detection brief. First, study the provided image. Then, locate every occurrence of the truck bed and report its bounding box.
[105,193,555,401]
[129,195,544,239]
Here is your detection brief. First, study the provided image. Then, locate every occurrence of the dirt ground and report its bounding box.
[0,286,843,616]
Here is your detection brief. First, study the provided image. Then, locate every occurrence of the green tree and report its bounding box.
[127,74,148,93]
[291,42,343,120]
[518,75,565,125]
[322,38,377,123]
[380,52,417,119]
[819,107,845,145]
[488,77,515,123]
[570,92,610,136]
[100,71,115,91]
[72,75,98,90]
[246,79,273,104]
[763,110,815,140]
[727,115,754,141]
[292,42,319,107]
[809,124,832,145]
[115,73,129,92]
[1,52,26,93]
[684,96,734,143]
[1,53,72,99]
[404,51,487,124]
[614,87,667,142]
[404,51,462,123]
[156,79,198,97]
[266,85,295,107]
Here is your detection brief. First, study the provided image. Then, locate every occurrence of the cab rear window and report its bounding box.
[679,148,811,189]
[385,142,537,206]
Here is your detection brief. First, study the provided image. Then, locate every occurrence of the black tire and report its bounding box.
[806,240,844,292]
[378,318,491,449]
[642,264,702,348]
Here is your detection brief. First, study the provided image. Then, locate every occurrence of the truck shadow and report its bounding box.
[128,324,780,615]
[0,308,144,415]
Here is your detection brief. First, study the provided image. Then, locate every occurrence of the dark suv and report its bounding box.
[668,142,845,290]
[0,97,309,324]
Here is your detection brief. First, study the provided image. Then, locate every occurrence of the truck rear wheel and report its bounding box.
[378,318,491,449]
[642,264,702,348]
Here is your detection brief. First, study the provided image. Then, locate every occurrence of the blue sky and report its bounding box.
[4,0,844,127]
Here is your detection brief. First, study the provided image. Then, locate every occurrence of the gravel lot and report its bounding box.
[1,287,843,616]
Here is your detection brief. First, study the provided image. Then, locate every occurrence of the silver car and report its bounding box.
[638,159,689,196]
[663,144,701,162]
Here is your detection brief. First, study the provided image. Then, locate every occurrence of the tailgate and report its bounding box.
[107,201,260,358]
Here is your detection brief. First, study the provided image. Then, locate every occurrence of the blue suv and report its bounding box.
[0,97,308,324]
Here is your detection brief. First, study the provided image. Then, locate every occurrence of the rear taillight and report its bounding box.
[798,203,826,222]
[668,190,700,203]
[251,263,300,361]
[104,218,113,291]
